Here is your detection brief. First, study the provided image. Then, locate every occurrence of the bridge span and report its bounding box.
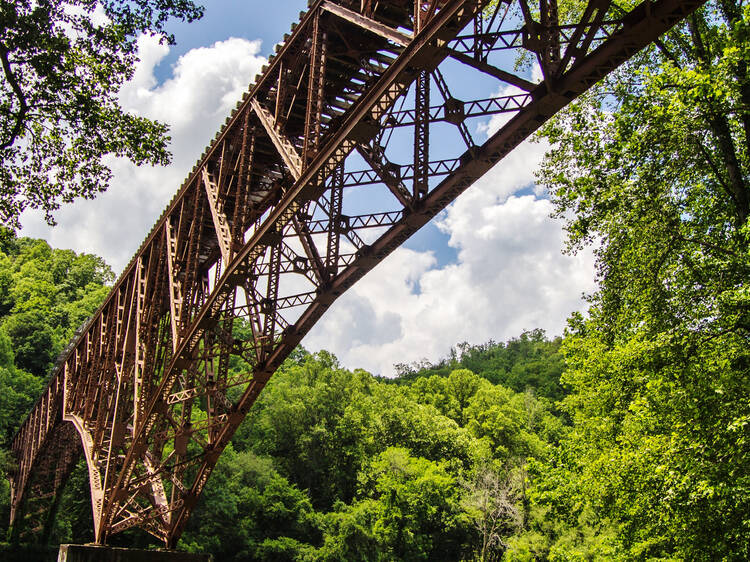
[9,0,704,547]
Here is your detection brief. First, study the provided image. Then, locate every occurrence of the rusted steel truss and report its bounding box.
[9,0,705,548]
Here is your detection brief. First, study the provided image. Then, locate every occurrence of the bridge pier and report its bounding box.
[58,545,212,562]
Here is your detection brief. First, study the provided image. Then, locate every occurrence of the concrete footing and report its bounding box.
[58,544,213,562]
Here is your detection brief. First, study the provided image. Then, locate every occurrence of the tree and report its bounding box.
[534,0,750,558]
[0,0,204,226]
[461,465,523,562]
[179,448,319,561]
[0,232,113,377]
[393,332,567,401]
[0,330,44,442]
[3,311,56,376]
[349,447,471,561]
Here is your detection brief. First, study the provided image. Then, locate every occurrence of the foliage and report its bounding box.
[461,465,523,562]
[0,362,44,444]
[0,229,113,378]
[0,230,112,541]
[0,232,569,557]
[0,0,203,226]
[394,329,567,401]
[180,349,563,560]
[530,0,750,559]
[181,447,319,561]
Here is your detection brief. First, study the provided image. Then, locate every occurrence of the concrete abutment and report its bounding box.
[58,544,212,562]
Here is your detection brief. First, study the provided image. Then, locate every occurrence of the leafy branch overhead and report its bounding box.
[0,0,204,227]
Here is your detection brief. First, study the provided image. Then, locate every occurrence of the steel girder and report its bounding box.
[8,0,706,547]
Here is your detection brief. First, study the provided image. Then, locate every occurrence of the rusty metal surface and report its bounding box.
[8,0,706,547]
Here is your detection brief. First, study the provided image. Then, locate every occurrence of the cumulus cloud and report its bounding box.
[303,105,596,376]
[304,197,595,376]
[20,35,267,273]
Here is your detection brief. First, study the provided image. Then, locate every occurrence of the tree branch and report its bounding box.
[676,233,743,259]
[0,43,28,151]
[688,16,750,224]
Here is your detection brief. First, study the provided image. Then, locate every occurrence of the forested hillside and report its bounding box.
[1,188,749,562]
[0,230,113,436]
[392,330,566,401]
[0,230,114,538]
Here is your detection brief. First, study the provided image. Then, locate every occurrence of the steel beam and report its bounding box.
[322,1,412,46]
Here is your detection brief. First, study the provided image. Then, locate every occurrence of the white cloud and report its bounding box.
[305,72,595,376]
[20,35,267,273]
[303,134,596,377]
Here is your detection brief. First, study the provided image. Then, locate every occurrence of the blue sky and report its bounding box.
[20,1,596,375]
[156,1,309,81]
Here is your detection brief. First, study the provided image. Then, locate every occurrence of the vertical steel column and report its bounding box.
[414,0,438,33]
[180,185,206,331]
[262,246,281,361]
[473,5,484,60]
[540,0,561,75]
[414,0,423,33]
[303,12,327,164]
[275,61,286,122]
[233,119,255,244]
[361,0,376,17]
[413,70,430,198]
[326,164,344,277]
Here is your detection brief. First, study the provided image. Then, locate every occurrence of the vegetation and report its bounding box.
[0,229,113,550]
[0,230,570,560]
[0,0,203,226]
[172,347,565,561]
[393,330,566,401]
[519,0,750,559]
[0,230,113,442]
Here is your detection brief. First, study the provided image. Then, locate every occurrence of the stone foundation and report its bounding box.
[58,544,213,562]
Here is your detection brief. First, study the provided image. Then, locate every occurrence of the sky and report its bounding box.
[19,1,597,376]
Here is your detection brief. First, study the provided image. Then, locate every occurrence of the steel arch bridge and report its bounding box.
[8,0,704,548]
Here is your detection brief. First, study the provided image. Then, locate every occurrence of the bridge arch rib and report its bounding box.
[9,0,706,547]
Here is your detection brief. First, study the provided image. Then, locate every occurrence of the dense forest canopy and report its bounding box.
[532,0,750,557]
[0,230,570,559]
[0,230,113,441]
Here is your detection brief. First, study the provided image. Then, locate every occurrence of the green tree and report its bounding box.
[3,311,56,376]
[180,447,319,561]
[533,0,750,558]
[0,364,44,443]
[0,330,43,443]
[0,232,113,377]
[318,448,472,561]
[394,331,566,401]
[0,0,203,226]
